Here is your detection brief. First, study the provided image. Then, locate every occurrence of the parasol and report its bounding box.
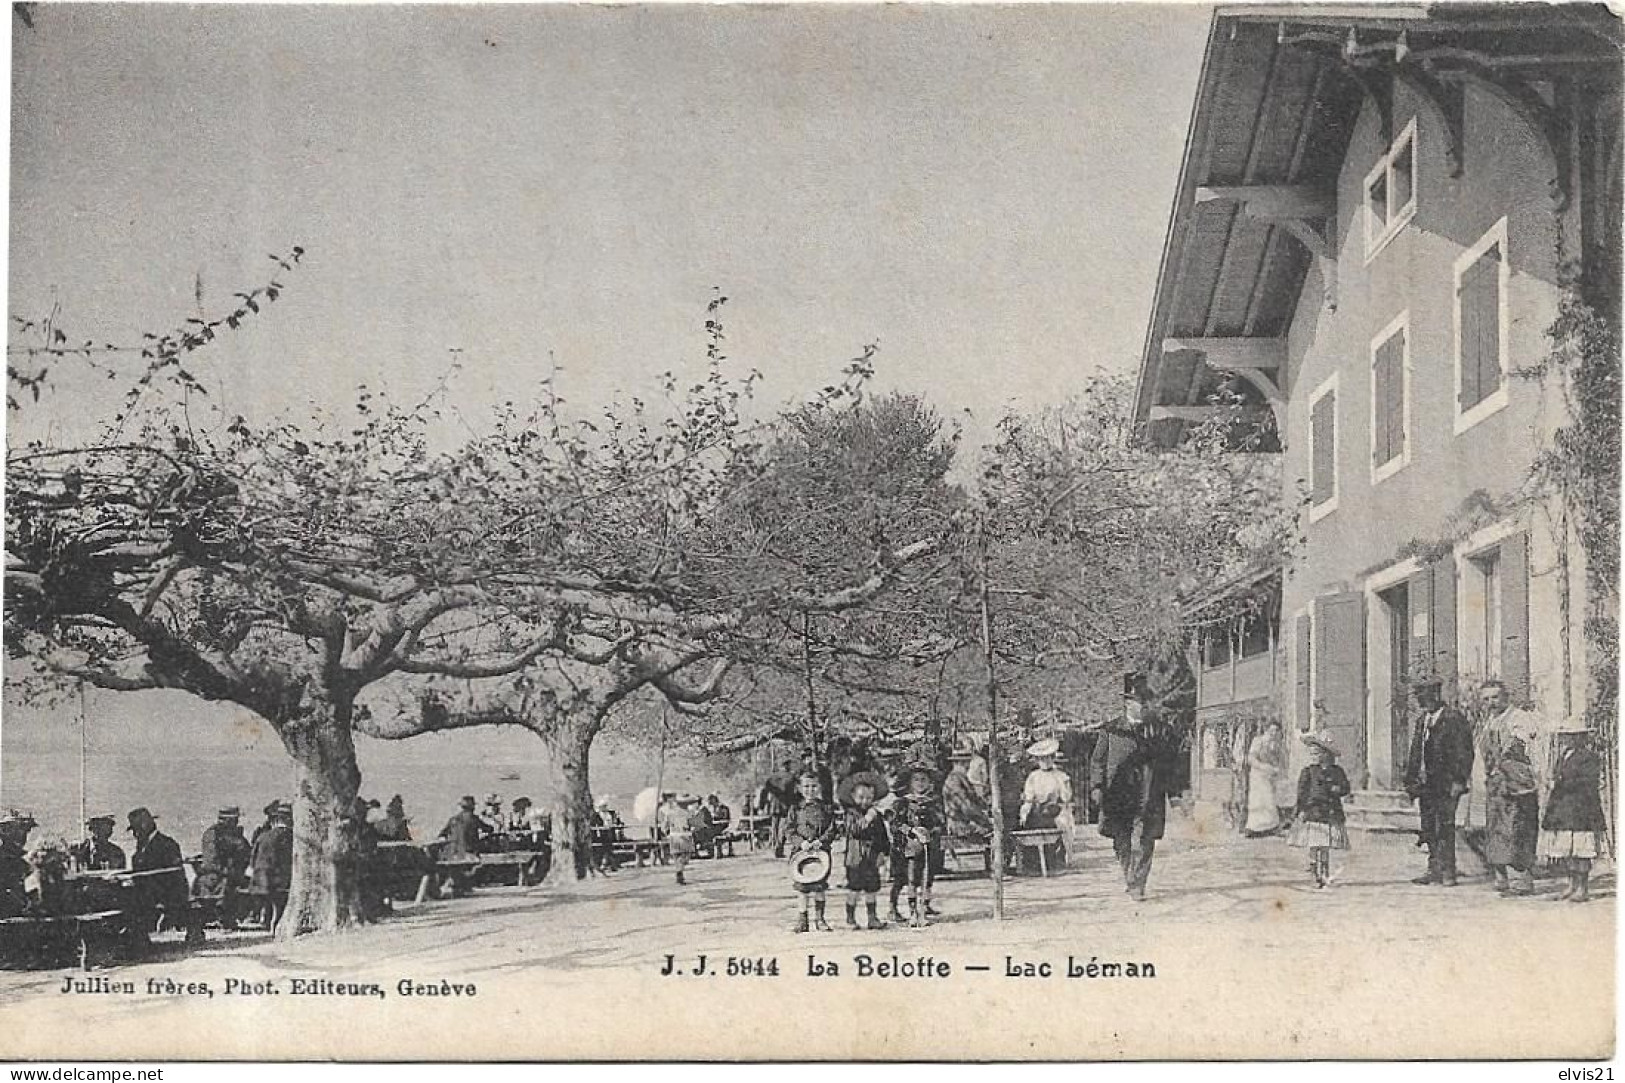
[631,787,661,826]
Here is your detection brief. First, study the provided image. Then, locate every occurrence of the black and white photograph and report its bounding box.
[1,0,1620,1062]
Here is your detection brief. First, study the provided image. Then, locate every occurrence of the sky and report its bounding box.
[3,3,1214,824]
[7,3,1211,442]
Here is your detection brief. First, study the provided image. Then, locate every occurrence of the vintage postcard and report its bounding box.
[1,1,1619,1063]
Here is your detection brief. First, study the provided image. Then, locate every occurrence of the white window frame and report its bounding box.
[1307,371,1340,524]
[1369,309,1412,485]
[1453,216,1511,435]
[1452,516,1522,684]
[1364,117,1419,262]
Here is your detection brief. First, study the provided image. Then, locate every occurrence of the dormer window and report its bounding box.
[1364,118,1418,261]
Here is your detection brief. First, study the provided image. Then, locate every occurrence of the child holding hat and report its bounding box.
[1289,732,1351,888]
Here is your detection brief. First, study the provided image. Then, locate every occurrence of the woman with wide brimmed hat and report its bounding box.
[1288,732,1351,888]
[1019,737,1072,874]
[1538,719,1607,902]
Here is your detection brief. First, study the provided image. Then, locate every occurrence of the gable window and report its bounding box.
[1370,311,1411,483]
[1364,118,1418,261]
[1454,217,1510,434]
[1308,372,1339,523]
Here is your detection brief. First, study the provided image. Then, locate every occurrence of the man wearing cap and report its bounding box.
[0,811,38,918]
[194,807,253,928]
[1402,676,1475,886]
[128,807,190,931]
[248,802,294,929]
[72,815,127,872]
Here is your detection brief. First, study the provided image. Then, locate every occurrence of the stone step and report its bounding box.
[1346,805,1420,833]
[1349,789,1413,811]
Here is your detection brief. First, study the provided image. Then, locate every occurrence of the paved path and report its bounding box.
[2,824,1612,1060]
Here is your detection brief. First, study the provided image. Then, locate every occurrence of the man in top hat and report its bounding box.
[1090,694,1181,901]
[0,810,38,918]
[72,815,127,872]
[128,807,190,930]
[1402,674,1475,886]
[1020,737,1073,873]
[193,807,253,927]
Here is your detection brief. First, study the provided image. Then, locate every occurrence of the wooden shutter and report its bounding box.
[1499,531,1530,703]
[1313,592,1367,785]
[1374,332,1404,465]
[1372,348,1391,465]
[1295,612,1313,732]
[1429,555,1459,689]
[1477,245,1503,400]
[1459,250,1501,410]
[1310,391,1335,504]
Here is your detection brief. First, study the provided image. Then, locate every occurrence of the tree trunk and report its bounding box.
[539,714,598,887]
[277,699,365,939]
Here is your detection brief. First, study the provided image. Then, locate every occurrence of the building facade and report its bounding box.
[1136,6,1621,821]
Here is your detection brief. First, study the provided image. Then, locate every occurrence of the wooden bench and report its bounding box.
[943,837,993,875]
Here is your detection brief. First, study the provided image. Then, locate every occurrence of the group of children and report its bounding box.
[787,765,943,932]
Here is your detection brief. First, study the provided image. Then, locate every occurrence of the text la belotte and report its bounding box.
[658,954,1157,980]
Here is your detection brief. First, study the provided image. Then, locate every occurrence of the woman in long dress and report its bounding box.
[1245,721,1287,836]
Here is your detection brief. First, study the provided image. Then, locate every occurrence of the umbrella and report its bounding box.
[631,787,661,826]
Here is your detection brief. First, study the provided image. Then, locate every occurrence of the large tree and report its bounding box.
[6,292,944,929]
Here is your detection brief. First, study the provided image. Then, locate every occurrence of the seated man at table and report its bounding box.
[0,810,38,918]
[704,794,733,856]
[439,796,489,896]
[72,815,127,872]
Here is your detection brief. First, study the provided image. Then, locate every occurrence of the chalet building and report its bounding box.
[1186,567,1282,814]
[1135,5,1621,827]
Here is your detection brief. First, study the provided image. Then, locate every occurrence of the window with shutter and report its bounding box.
[1454,218,1510,433]
[1308,374,1338,521]
[1371,313,1409,482]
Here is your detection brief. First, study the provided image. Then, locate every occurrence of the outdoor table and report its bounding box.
[425,850,550,899]
[1011,829,1065,878]
[734,815,771,851]
[0,908,132,971]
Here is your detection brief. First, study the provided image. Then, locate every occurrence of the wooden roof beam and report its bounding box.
[1149,405,1274,424]
[1164,336,1285,371]
[1195,184,1333,221]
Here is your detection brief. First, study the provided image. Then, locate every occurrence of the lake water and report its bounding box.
[1,696,757,851]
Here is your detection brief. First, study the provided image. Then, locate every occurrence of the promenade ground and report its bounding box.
[3,816,1613,1060]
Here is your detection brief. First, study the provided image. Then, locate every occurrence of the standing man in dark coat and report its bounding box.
[1402,675,1475,887]
[193,807,252,927]
[128,807,190,933]
[1089,698,1181,901]
[248,803,294,929]
[760,761,797,858]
